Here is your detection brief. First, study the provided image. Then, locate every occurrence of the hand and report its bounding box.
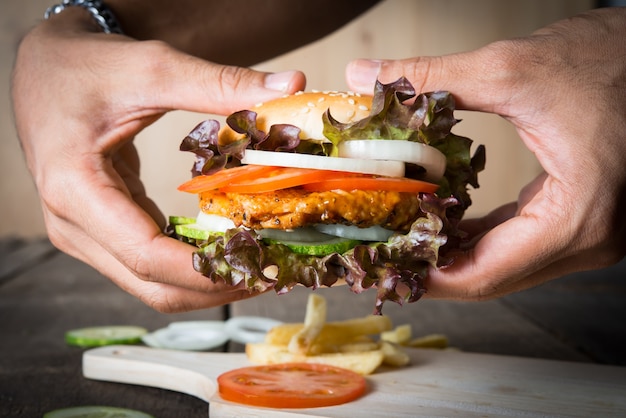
[11,8,305,312]
[345,7,626,300]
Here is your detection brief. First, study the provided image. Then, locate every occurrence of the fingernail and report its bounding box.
[264,70,300,92]
[346,59,382,92]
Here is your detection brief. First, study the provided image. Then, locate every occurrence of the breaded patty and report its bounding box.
[199,188,422,231]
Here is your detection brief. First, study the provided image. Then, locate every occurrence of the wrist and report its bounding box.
[42,4,110,34]
[45,0,123,34]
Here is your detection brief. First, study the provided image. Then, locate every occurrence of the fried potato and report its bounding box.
[405,333,449,349]
[288,294,327,355]
[336,341,380,353]
[266,315,392,346]
[246,342,385,375]
[381,324,412,345]
[380,341,411,367]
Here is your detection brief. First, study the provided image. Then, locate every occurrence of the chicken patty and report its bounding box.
[199,188,422,231]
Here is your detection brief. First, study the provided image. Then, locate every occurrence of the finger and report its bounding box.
[45,207,255,312]
[425,215,563,300]
[129,41,306,115]
[42,155,246,296]
[423,182,617,302]
[457,202,517,243]
[79,184,230,294]
[457,172,547,241]
[345,44,520,114]
[424,173,565,300]
[112,143,167,229]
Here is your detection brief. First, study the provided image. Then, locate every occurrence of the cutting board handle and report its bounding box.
[82,345,241,402]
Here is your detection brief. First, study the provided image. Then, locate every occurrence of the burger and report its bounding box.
[170,77,485,314]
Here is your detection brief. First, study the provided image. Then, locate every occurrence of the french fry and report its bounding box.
[246,342,385,375]
[245,341,286,364]
[405,333,449,349]
[380,341,411,367]
[301,336,377,355]
[266,315,393,346]
[380,324,412,345]
[336,341,380,353]
[287,294,327,355]
[264,323,306,344]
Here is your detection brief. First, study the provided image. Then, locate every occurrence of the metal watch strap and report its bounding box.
[44,0,123,34]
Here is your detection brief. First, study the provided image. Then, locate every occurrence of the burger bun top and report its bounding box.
[220,91,373,144]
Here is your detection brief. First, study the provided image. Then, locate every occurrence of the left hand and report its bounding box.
[11,10,305,312]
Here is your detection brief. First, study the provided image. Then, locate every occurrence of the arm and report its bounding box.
[12,1,378,312]
[106,0,380,65]
[345,7,626,300]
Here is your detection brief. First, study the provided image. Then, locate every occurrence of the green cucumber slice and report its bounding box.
[65,325,148,348]
[266,237,361,256]
[175,223,224,240]
[168,215,196,225]
[43,406,154,418]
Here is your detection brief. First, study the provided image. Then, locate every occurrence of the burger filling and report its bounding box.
[171,77,485,314]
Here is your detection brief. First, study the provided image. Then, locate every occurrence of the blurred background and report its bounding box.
[0,0,598,239]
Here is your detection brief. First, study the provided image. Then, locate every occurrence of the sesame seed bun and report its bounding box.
[219,91,373,144]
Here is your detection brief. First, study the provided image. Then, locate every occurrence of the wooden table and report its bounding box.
[1,237,625,417]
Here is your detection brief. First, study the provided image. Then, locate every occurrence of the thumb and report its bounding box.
[137,43,306,115]
[345,47,511,114]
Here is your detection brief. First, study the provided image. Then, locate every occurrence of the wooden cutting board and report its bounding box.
[83,345,626,417]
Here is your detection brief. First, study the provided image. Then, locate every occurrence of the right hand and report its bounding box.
[345,7,626,301]
[11,8,305,312]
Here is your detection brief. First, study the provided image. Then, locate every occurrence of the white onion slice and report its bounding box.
[240,149,405,178]
[256,227,334,243]
[196,211,236,232]
[142,321,229,351]
[225,316,283,344]
[338,140,446,181]
[314,224,394,242]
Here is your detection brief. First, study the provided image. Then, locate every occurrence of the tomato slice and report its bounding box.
[178,165,438,195]
[217,362,367,409]
[177,165,278,193]
[219,167,359,194]
[302,176,439,194]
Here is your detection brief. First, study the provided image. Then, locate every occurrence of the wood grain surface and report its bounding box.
[1,237,625,417]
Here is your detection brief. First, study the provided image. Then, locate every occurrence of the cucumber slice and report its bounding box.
[43,406,154,418]
[168,215,196,225]
[266,237,360,256]
[65,325,148,348]
[174,223,222,240]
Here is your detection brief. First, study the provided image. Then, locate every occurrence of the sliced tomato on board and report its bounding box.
[178,165,278,193]
[217,362,367,409]
[218,167,360,194]
[302,176,439,194]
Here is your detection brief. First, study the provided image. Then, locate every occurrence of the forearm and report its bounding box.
[104,0,380,66]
